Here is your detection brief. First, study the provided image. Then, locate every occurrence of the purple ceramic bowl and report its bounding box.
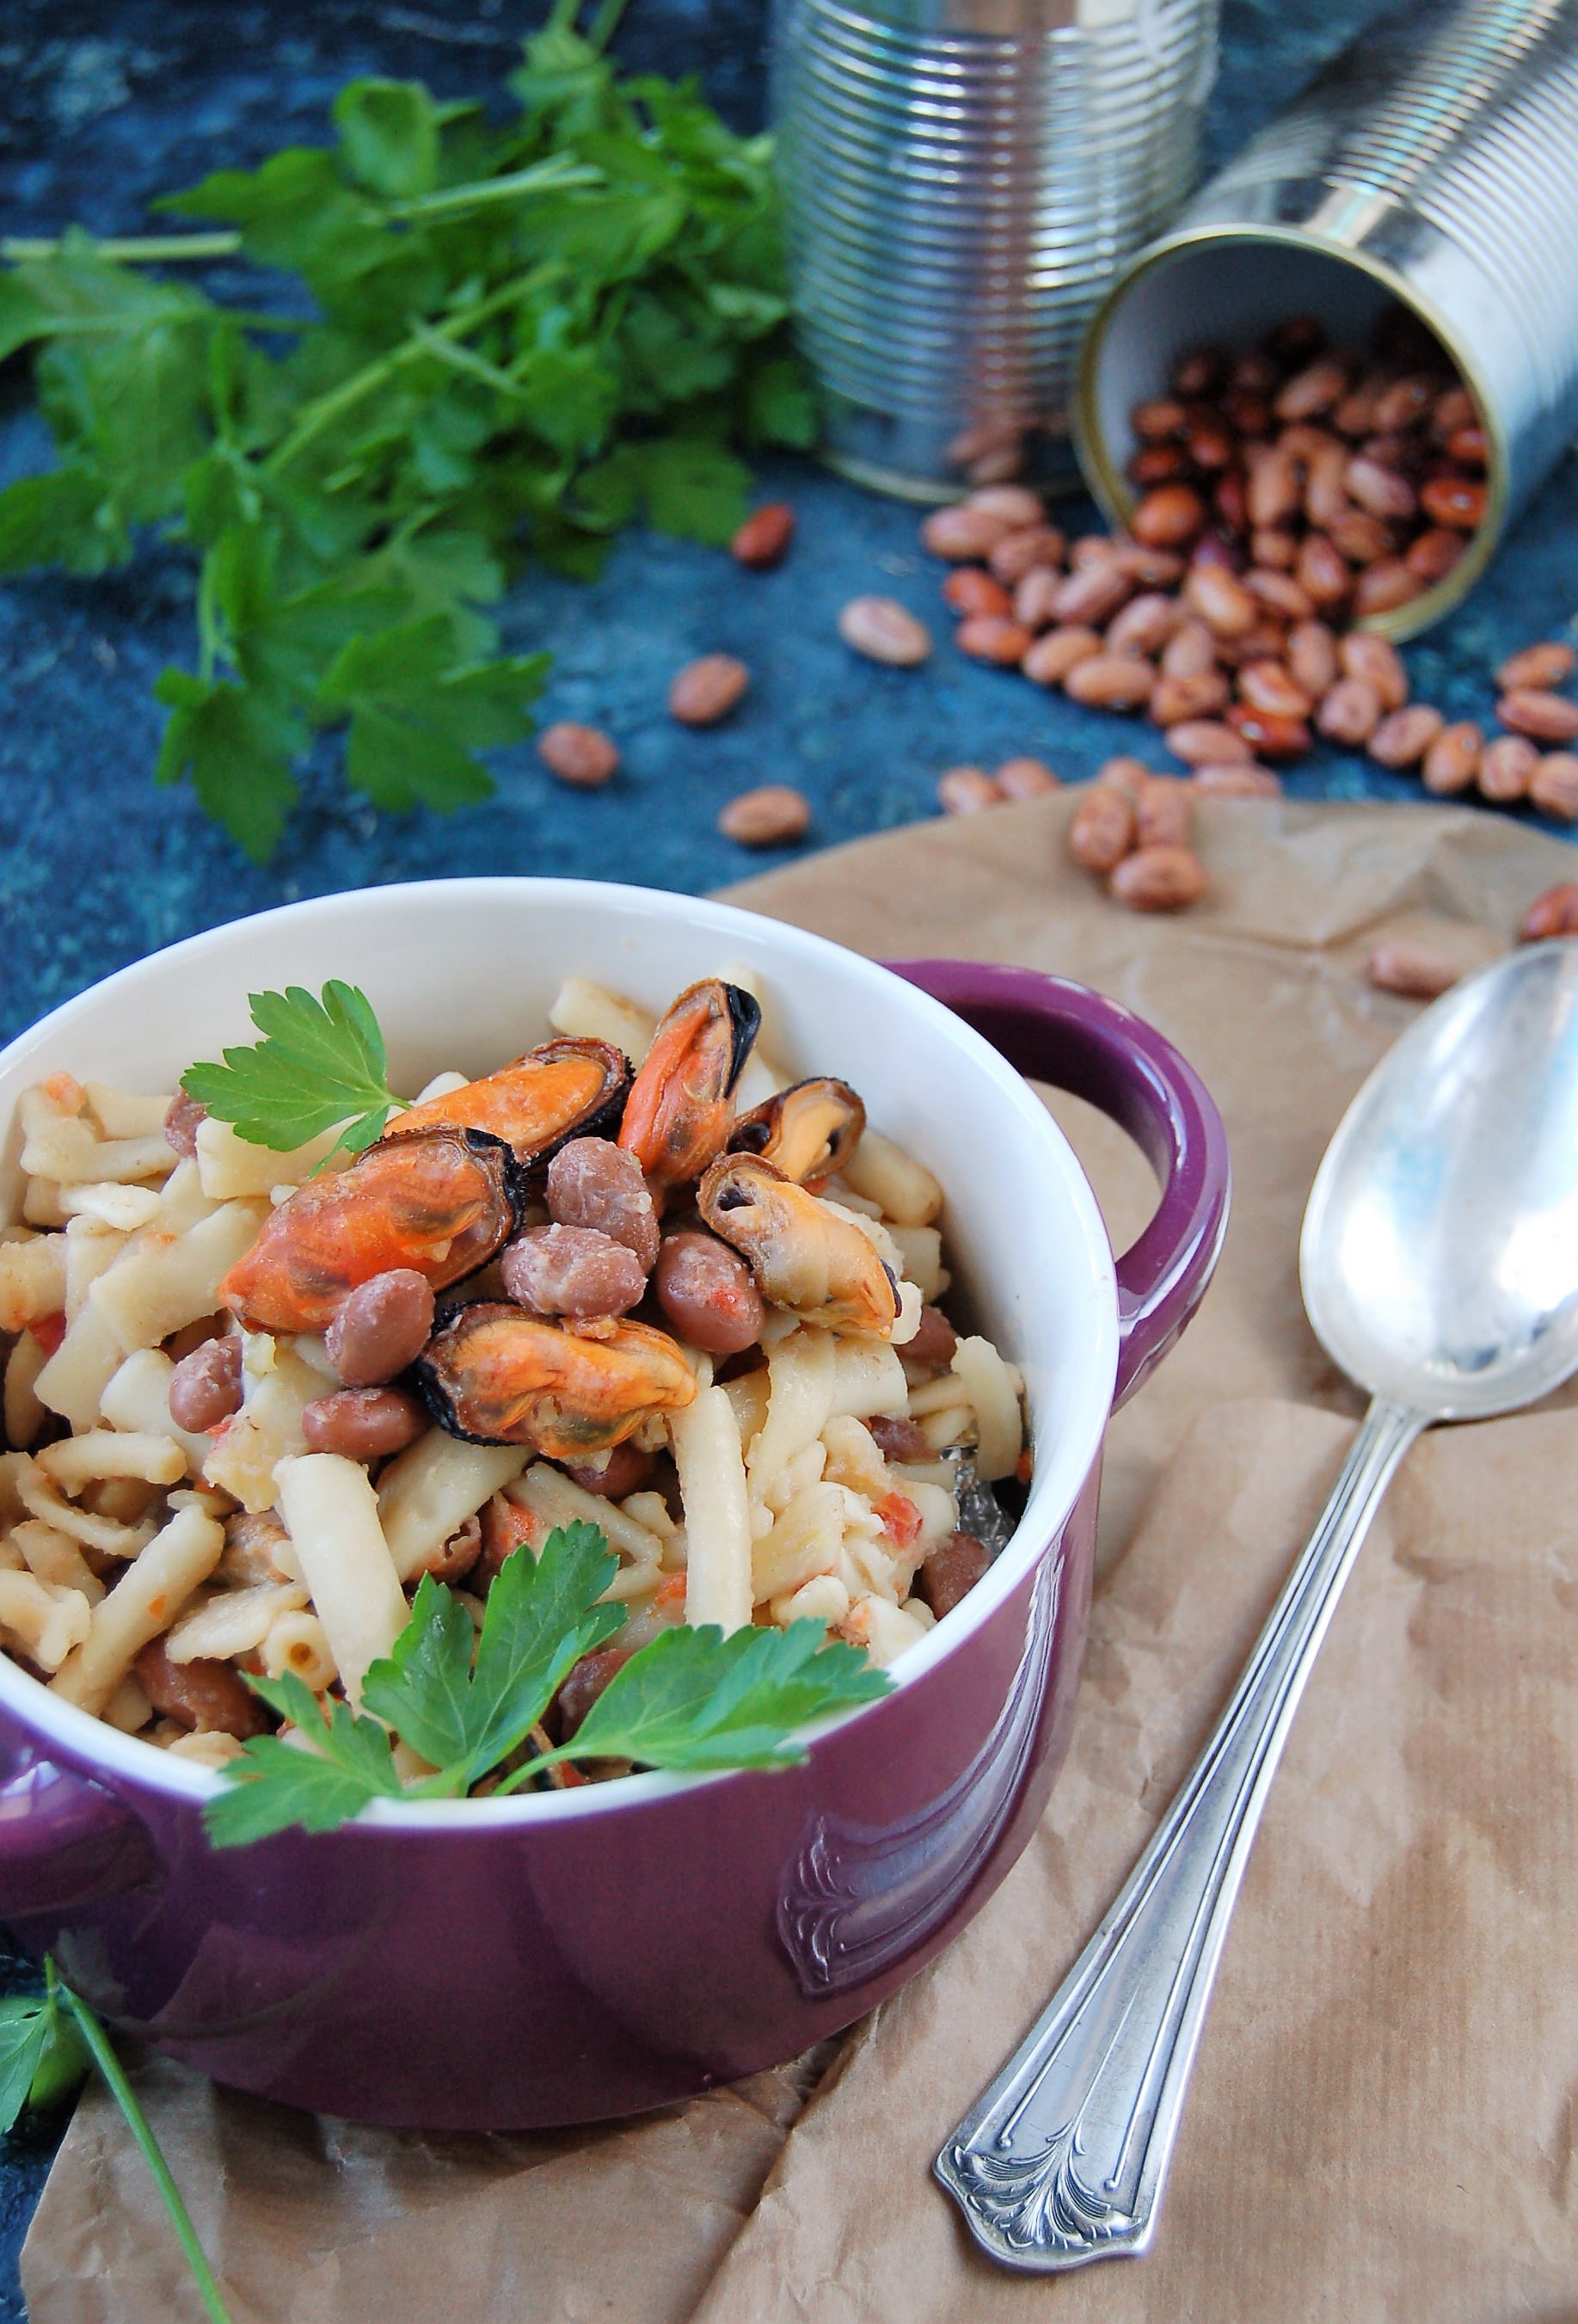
[0,881,1227,2127]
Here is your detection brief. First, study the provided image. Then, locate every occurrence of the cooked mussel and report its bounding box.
[218,1127,522,1335]
[696,1153,898,1337]
[728,1078,865,1191]
[617,981,761,1191]
[387,1038,629,1165]
[415,1306,697,1454]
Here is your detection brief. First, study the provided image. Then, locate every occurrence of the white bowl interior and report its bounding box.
[0,879,1120,1817]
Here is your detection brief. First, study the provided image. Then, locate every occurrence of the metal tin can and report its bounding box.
[1077,0,1578,637]
[771,0,1219,501]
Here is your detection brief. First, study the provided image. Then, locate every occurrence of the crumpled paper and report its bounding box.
[21,796,1578,2322]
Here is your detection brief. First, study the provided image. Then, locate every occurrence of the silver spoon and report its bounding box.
[937,938,1578,2270]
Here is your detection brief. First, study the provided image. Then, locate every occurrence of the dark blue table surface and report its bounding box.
[1,0,1575,2310]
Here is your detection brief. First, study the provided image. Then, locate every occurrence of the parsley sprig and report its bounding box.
[181,979,408,1158]
[206,1522,891,1846]
[0,3,814,860]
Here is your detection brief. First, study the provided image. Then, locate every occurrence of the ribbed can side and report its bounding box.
[772,0,1218,493]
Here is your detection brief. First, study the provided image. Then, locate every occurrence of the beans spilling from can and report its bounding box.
[908,307,1578,907]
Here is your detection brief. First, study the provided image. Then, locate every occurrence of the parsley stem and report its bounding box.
[1,231,243,263]
[47,1965,236,2324]
[263,276,534,478]
[392,155,601,220]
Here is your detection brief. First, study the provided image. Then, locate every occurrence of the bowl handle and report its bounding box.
[0,1749,157,1917]
[886,961,1230,1407]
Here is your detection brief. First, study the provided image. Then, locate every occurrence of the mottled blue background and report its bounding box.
[0,0,1575,2309]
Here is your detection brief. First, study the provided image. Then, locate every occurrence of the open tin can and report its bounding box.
[1076,0,1578,636]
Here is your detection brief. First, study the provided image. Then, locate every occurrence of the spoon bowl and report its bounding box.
[1302,940,1578,1417]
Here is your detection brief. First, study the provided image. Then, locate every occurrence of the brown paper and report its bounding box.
[21,797,1578,2322]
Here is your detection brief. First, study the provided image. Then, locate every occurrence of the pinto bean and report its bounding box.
[938,766,1003,815]
[1496,690,1578,745]
[301,1387,426,1460]
[989,526,1066,583]
[1227,706,1311,760]
[917,1530,992,1619]
[562,1442,656,1499]
[326,1270,435,1386]
[1496,642,1575,693]
[1112,544,1186,587]
[669,655,749,726]
[501,1225,647,1319]
[1245,568,1315,624]
[1406,528,1466,584]
[1421,722,1483,795]
[1295,533,1353,612]
[1149,668,1231,727]
[1107,592,1179,658]
[1191,760,1282,797]
[995,756,1061,799]
[169,1335,243,1433]
[1182,563,1258,639]
[1237,661,1314,720]
[556,1644,637,1738]
[654,1232,767,1355]
[967,485,1044,527]
[731,502,796,569]
[1351,560,1421,618]
[1069,785,1136,872]
[1161,620,1219,681]
[1345,456,1416,521]
[1316,677,1383,747]
[1246,446,1300,531]
[1049,564,1132,628]
[1130,485,1207,548]
[1274,354,1348,422]
[718,785,812,845]
[1022,627,1102,686]
[1288,619,1339,699]
[1251,528,1299,571]
[1164,720,1251,766]
[1368,705,1444,768]
[1366,942,1459,1000]
[903,1304,959,1374]
[1133,397,1188,441]
[1520,882,1578,941]
[920,505,1012,560]
[1095,755,1154,800]
[1135,777,1193,849]
[1130,443,1189,487]
[1419,475,1487,532]
[867,1415,932,1464]
[1431,384,1477,442]
[1302,444,1351,532]
[132,1639,270,1740]
[838,596,933,667]
[1326,507,1394,568]
[943,568,1014,620]
[1172,347,1226,397]
[1065,654,1154,710]
[1337,630,1409,710]
[957,614,1034,666]
[537,722,618,789]
[1532,753,1578,820]
[547,1139,660,1270]
[1477,735,1538,802]
[1109,844,1207,912]
[163,1091,206,1159]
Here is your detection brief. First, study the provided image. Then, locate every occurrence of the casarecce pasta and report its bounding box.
[0,971,1027,1774]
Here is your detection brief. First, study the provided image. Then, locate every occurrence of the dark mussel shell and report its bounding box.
[617,981,762,1191]
[387,1039,630,1169]
[728,1077,865,1192]
[414,1304,697,1455]
[218,1127,525,1336]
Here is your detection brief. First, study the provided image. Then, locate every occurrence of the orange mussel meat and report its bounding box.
[387,1038,629,1163]
[218,1128,521,1336]
[728,1077,865,1191]
[415,1306,697,1454]
[617,981,761,1191]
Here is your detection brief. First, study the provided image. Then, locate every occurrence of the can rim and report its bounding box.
[1072,218,1507,642]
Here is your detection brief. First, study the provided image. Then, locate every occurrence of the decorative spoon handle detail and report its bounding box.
[936,1393,1422,2271]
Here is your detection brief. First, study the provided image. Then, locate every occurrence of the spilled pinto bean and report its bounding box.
[169,1335,243,1433]
[654,1231,767,1356]
[546,1139,660,1271]
[326,1269,435,1386]
[1520,883,1578,941]
[1068,785,1135,872]
[301,1387,426,1460]
[501,1225,647,1319]
[133,1639,271,1740]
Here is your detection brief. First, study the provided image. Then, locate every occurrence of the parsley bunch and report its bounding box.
[207,1522,891,1846]
[0,2,814,861]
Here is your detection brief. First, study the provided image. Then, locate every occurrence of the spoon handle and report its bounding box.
[936,1393,1423,2271]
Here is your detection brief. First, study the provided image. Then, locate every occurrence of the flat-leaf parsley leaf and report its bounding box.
[181,979,407,1156]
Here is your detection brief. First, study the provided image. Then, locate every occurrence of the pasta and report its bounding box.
[0,963,1028,1768]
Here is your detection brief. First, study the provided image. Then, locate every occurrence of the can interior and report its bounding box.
[1078,232,1500,639]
